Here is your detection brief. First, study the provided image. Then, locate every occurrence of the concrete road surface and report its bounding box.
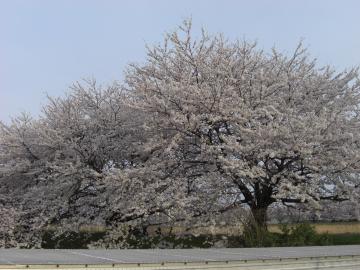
[0,245,359,264]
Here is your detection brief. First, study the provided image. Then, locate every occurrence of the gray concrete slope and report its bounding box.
[0,245,359,265]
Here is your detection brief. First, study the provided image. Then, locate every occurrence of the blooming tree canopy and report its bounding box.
[125,20,360,227]
[0,21,359,246]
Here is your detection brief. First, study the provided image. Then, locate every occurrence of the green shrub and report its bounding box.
[41,229,106,249]
[241,222,331,247]
[327,233,360,245]
[279,223,330,246]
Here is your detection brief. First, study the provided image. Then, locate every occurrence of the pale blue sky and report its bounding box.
[1,0,360,122]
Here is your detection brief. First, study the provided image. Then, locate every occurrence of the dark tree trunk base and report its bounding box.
[250,207,268,230]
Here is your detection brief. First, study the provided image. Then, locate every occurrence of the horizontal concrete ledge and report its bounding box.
[0,256,360,270]
[1,246,360,269]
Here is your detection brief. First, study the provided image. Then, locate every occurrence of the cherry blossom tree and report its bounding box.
[0,81,152,246]
[1,21,360,246]
[126,20,360,229]
[0,195,19,247]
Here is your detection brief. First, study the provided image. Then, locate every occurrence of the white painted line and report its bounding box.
[63,251,125,263]
[207,249,255,256]
[135,250,218,262]
[208,249,277,258]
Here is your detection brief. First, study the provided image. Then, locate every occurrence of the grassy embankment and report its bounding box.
[144,221,360,236]
[146,222,360,246]
[42,222,360,248]
[269,222,360,245]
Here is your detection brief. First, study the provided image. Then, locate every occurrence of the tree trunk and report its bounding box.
[250,206,268,230]
[242,206,270,247]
